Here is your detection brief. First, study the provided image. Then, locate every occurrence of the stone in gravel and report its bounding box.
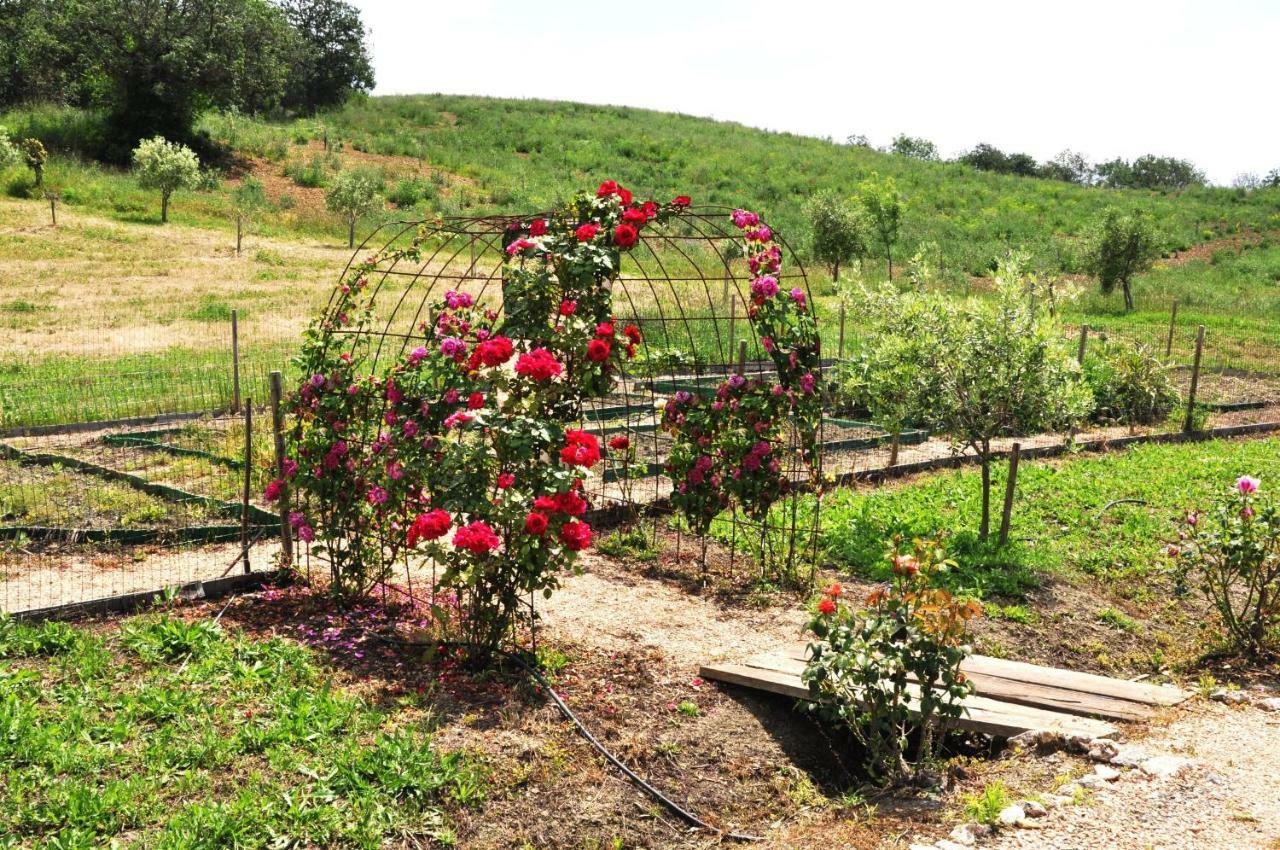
[1211,688,1249,705]
[908,844,937,850]
[1109,745,1149,767]
[1046,793,1075,808]
[1088,739,1121,761]
[935,841,971,850]
[1067,732,1095,752]
[1057,783,1083,798]
[997,804,1026,827]
[1020,800,1049,818]
[1257,697,1280,712]
[948,823,992,846]
[1140,755,1191,778]
[1008,729,1064,750]
[1016,818,1045,829]
[1094,764,1122,781]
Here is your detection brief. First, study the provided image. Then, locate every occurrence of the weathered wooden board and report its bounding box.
[699,662,1119,739]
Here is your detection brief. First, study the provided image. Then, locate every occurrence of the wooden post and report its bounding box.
[1165,300,1178,357]
[736,339,748,376]
[47,193,57,226]
[236,214,243,256]
[1076,324,1088,365]
[998,443,1021,547]
[469,238,477,279]
[838,303,847,360]
[269,371,293,567]
[721,268,731,306]
[1183,325,1206,433]
[241,399,253,575]
[231,309,241,414]
[728,299,737,367]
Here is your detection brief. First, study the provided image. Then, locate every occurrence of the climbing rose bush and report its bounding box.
[1170,475,1279,656]
[802,538,981,783]
[284,182,688,656]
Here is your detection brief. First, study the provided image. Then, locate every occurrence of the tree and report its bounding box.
[132,136,200,223]
[1040,149,1093,185]
[857,175,903,280]
[1263,169,1280,189]
[232,176,267,254]
[326,169,382,248]
[845,134,871,148]
[1083,206,1162,312]
[1096,155,1204,190]
[0,127,19,170]
[804,191,869,286]
[20,137,45,188]
[1233,172,1261,191]
[278,0,376,113]
[889,134,939,161]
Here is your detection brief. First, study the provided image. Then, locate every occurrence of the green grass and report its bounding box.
[0,614,484,847]
[962,780,1013,825]
[809,437,1280,600]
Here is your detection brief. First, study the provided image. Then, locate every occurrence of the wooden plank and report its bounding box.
[774,643,1186,707]
[699,663,1118,739]
[744,653,1154,723]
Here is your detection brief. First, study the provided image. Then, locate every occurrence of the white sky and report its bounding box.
[354,0,1279,185]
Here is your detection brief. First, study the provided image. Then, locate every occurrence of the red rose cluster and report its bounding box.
[453,520,501,554]
[407,508,452,548]
[514,347,563,382]
[560,430,601,468]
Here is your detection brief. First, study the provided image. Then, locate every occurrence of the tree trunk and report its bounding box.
[1122,279,1134,312]
[889,432,900,466]
[886,243,894,281]
[236,215,243,255]
[348,219,355,249]
[979,451,991,540]
[161,192,169,223]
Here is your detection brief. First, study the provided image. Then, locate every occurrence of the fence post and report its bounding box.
[838,303,847,361]
[1076,324,1088,365]
[1165,300,1178,358]
[1183,325,1206,433]
[231,309,242,414]
[736,339,748,376]
[47,193,57,226]
[236,214,243,256]
[269,371,293,568]
[728,298,737,366]
[998,443,1021,547]
[241,399,253,575]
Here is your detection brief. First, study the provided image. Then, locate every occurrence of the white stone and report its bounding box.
[1047,794,1075,808]
[909,844,937,850]
[997,804,1026,827]
[947,825,978,846]
[1210,689,1248,705]
[1077,774,1106,789]
[1021,800,1048,818]
[1088,739,1121,761]
[1109,746,1149,767]
[1094,764,1121,781]
[1057,783,1083,798]
[1140,755,1191,778]
[1257,697,1280,712]
[936,841,971,850]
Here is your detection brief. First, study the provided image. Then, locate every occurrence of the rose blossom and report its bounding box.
[1237,475,1260,494]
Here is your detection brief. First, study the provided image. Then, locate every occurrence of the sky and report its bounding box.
[352,0,1279,186]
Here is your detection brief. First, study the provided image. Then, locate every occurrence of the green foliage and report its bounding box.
[960,143,1039,177]
[131,136,200,223]
[889,134,939,161]
[20,136,45,187]
[1082,340,1180,428]
[277,0,376,114]
[0,616,85,657]
[1083,206,1163,311]
[804,190,870,283]
[0,127,18,170]
[121,615,224,662]
[963,780,1013,824]
[1172,476,1279,656]
[1097,155,1205,191]
[324,168,382,247]
[856,174,903,278]
[803,538,981,782]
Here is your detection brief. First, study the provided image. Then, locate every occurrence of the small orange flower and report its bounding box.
[817,597,837,615]
[825,582,843,598]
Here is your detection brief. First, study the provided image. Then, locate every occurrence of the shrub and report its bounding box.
[802,538,981,782]
[1171,476,1279,656]
[0,128,20,171]
[1082,340,1181,431]
[20,138,47,189]
[1083,206,1162,311]
[387,176,433,208]
[284,154,329,188]
[131,136,200,223]
[804,190,870,286]
[324,169,383,248]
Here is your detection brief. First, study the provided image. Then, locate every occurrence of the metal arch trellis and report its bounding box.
[311,204,825,605]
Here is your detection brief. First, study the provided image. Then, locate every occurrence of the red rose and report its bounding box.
[467,391,485,410]
[817,597,837,615]
[586,338,611,362]
[622,207,648,226]
[556,490,587,516]
[407,509,452,547]
[559,299,577,316]
[560,430,601,468]
[618,186,633,206]
[453,520,501,554]
[608,435,630,451]
[560,520,593,551]
[474,336,514,367]
[596,180,618,198]
[524,512,549,535]
[264,479,284,501]
[672,196,691,207]
[575,223,600,242]
[497,472,515,489]
[515,348,563,381]
[825,582,843,597]
[529,218,548,236]
[641,201,659,219]
[613,223,638,248]
[533,495,558,513]
[595,321,615,337]
[623,323,642,344]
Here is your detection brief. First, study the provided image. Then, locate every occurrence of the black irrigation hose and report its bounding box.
[376,634,762,843]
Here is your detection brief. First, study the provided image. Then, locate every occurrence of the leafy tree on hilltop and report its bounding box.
[326,169,383,248]
[132,136,200,223]
[1083,206,1162,312]
[857,175,903,280]
[1096,155,1205,191]
[279,0,375,114]
[1040,149,1094,185]
[805,190,870,286]
[960,143,1039,177]
[889,134,939,161]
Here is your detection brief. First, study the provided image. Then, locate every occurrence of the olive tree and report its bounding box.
[232,176,267,254]
[20,137,46,188]
[0,128,19,170]
[1083,206,1162,312]
[857,175,903,280]
[326,169,382,248]
[132,136,200,223]
[805,190,870,287]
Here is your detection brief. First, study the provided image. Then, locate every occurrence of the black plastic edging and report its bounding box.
[9,569,284,622]
[0,524,273,545]
[0,408,227,440]
[101,433,244,470]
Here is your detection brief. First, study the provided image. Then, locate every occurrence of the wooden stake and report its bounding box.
[737,339,748,376]
[1183,325,1206,433]
[231,309,241,414]
[1076,324,1088,365]
[838,303,847,360]
[269,371,293,567]
[236,214,243,256]
[728,299,737,366]
[998,443,1021,547]
[1165,300,1178,357]
[47,193,57,226]
[241,399,253,575]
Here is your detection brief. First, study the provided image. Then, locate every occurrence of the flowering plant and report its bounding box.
[285,181,688,656]
[1170,475,1279,656]
[802,538,981,782]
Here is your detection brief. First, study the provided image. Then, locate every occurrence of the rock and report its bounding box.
[908,844,937,850]
[1094,764,1122,781]
[936,841,971,850]
[1140,755,1191,778]
[1057,782,1083,798]
[1211,688,1248,705]
[1020,800,1048,818]
[1066,733,1095,752]
[1109,745,1149,767]
[1087,739,1121,761]
[947,823,991,846]
[1046,793,1075,808]
[1257,697,1280,712]
[997,804,1026,827]
[1016,818,1045,829]
[1008,729,1064,750]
